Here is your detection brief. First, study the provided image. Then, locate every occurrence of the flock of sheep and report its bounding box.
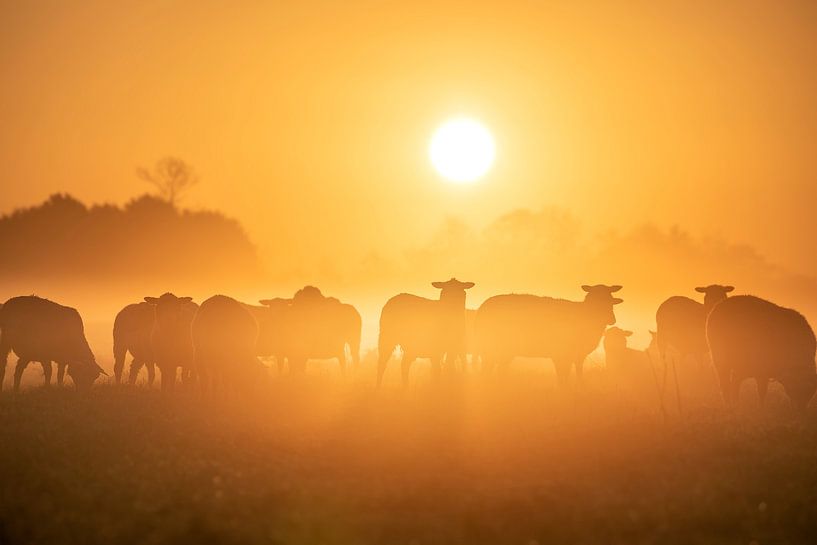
[0,278,815,409]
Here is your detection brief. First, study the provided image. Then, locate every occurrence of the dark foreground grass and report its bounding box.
[1,376,816,545]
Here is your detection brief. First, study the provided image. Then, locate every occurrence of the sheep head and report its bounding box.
[695,285,734,311]
[144,293,194,329]
[581,284,623,325]
[433,278,475,307]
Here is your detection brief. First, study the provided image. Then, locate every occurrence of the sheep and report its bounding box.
[654,285,734,412]
[0,295,106,391]
[112,302,156,385]
[278,287,362,376]
[706,295,817,410]
[243,300,289,372]
[376,278,475,387]
[476,285,623,384]
[655,285,734,366]
[191,295,262,394]
[143,293,198,392]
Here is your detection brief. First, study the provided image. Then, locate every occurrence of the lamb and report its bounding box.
[0,295,106,391]
[603,327,650,375]
[143,293,198,392]
[376,278,475,387]
[192,295,262,394]
[112,302,156,385]
[475,285,623,383]
[706,295,817,410]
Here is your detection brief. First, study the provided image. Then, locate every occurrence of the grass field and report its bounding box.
[1,368,816,545]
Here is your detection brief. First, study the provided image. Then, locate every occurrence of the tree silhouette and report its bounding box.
[136,157,198,206]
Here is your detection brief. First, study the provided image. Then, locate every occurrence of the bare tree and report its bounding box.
[137,157,198,206]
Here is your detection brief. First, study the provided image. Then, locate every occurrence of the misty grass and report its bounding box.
[0,376,816,545]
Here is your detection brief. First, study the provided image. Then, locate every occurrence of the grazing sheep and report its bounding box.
[476,285,623,384]
[655,285,734,366]
[112,302,156,385]
[192,295,262,394]
[144,293,198,392]
[707,295,817,410]
[376,278,475,387]
[0,295,106,391]
[252,298,292,372]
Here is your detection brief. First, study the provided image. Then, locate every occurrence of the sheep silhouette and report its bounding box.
[376,278,475,387]
[144,293,198,392]
[655,285,734,411]
[112,302,156,385]
[192,295,262,395]
[250,297,292,373]
[655,285,734,366]
[476,285,623,383]
[0,295,106,391]
[279,286,362,376]
[707,295,817,410]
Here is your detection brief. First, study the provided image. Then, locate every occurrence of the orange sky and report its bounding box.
[2,0,817,277]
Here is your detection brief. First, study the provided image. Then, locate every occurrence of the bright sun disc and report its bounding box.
[429,117,495,183]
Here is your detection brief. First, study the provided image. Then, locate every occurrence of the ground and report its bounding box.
[0,371,816,545]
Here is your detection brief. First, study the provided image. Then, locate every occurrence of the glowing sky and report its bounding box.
[2,0,816,276]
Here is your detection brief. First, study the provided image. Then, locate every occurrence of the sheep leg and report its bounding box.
[401,353,415,388]
[337,350,347,379]
[56,363,67,386]
[574,358,585,384]
[128,359,144,385]
[146,362,156,386]
[376,351,391,388]
[13,358,31,392]
[113,345,127,384]
[553,359,571,386]
[0,335,10,391]
[756,376,769,407]
[41,360,53,386]
[159,363,175,393]
[672,359,683,416]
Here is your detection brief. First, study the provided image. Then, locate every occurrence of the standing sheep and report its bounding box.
[655,285,734,367]
[376,278,475,387]
[655,285,734,410]
[144,293,198,392]
[256,288,362,376]
[192,295,262,394]
[707,295,817,410]
[0,296,106,391]
[280,287,362,376]
[476,285,623,383]
[112,302,156,385]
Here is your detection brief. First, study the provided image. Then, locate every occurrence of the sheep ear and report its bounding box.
[144,297,159,304]
[461,282,475,289]
[581,285,592,292]
[431,282,445,289]
[612,297,623,305]
[180,297,193,303]
[624,330,633,336]
[694,287,706,293]
[609,285,622,293]
[649,330,657,335]
[725,286,735,292]
[259,299,273,306]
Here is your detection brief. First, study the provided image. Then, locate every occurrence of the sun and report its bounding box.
[429,117,495,183]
